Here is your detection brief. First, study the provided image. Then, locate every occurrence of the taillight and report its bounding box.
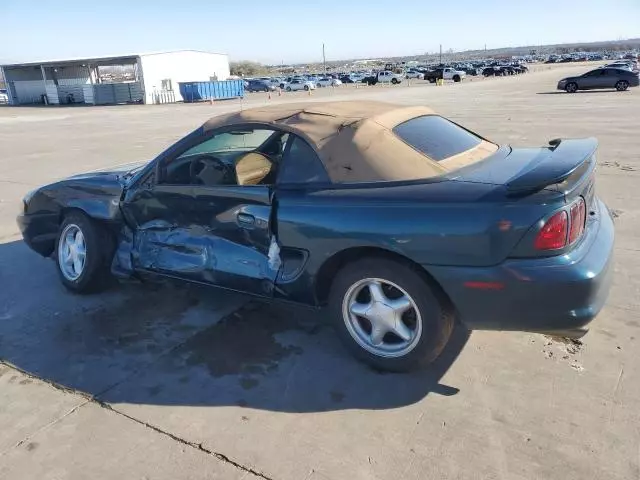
[534,197,586,251]
[568,197,586,244]
[535,211,568,250]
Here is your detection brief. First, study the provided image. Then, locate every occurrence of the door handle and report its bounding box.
[237,213,255,226]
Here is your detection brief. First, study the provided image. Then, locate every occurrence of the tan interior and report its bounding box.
[234,152,273,185]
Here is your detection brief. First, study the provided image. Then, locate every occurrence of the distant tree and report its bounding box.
[230,61,268,77]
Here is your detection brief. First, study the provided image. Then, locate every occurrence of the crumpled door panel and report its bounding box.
[131,221,277,294]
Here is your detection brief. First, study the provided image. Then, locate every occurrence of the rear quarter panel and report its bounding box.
[275,181,562,305]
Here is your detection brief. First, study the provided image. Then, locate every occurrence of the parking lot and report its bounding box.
[1,62,639,480]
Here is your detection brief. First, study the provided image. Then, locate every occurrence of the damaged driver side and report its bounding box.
[116,126,296,296]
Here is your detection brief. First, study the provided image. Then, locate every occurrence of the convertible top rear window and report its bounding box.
[393,115,484,161]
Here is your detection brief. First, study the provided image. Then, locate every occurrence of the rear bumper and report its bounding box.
[428,198,614,336]
[17,212,58,257]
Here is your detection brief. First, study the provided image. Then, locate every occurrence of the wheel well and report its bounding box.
[314,247,454,310]
[60,207,119,238]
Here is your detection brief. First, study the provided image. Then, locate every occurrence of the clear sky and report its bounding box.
[1,0,638,64]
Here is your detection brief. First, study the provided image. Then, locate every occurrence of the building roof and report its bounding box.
[203,101,496,183]
[1,50,227,68]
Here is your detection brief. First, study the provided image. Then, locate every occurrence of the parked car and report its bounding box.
[279,77,303,89]
[17,101,614,372]
[285,79,316,91]
[362,71,401,85]
[405,69,425,79]
[602,61,636,72]
[482,66,500,77]
[317,77,343,87]
[424,67,466,83]
[245,79,276,93]
[500,66,518,75]
[557,68,640,92]
[0,89,8,103]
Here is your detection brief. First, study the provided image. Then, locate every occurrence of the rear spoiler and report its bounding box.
[506,138,598,193]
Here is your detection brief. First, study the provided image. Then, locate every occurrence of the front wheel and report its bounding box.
[55,212,114,293]
[286,86,292,92]
[304,85,309,91]
[391,78,398,84]
[329,258,454,372]
[616,80,629,91]
[453,75,461,82]
[565,82,578,93]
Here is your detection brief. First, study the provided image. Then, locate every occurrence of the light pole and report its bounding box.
[323,43,326,73]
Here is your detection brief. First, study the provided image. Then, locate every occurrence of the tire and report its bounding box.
[55,211,114,293]
[304,85,309,91]
[565,82,578,93]
[453,75,461,82]
[616,80,629,91]
[428,78,436,83]
[263,87,269,93]
[391,78,398,84]
[329,258,454,372]
[286,86,292,92]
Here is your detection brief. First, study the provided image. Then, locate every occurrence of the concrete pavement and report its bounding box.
[1,63,639,479]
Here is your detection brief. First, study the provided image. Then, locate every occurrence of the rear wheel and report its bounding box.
[329,258,453,372]
[55,212,114,293]
[616,80,629,91]
[565,82,578,93]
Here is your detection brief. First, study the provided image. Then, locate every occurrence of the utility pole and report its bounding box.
[439,44,442,64]
[323,43,326,73]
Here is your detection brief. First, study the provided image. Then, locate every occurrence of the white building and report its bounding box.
[0,50,230,105]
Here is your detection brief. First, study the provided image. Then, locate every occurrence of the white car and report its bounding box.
[377,71,403,84]
[316,77,342,87]
[0,91,8,103]
[441,67,466,82]
[405,70,424,79]
[285,79,316,91]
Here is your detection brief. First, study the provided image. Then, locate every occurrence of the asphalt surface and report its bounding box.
[0,63,639,480]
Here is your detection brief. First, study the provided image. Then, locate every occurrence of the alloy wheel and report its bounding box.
[58,224,86,281]
[342,277,422,358]
[616,81,629,91]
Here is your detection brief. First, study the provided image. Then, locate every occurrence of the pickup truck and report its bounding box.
[423,67,466,83]
[363,71,404,85]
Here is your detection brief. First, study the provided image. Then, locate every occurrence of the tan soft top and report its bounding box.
[203,101,496,183]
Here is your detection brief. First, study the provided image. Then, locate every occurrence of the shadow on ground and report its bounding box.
[0,239,469,413]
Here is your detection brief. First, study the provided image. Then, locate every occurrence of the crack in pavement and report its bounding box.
[0,297,272,479]
[0,400,90,457]
[1,360,274,479]
[94,400,275,480]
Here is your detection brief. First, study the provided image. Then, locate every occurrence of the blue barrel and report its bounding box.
[178,80,245,102]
